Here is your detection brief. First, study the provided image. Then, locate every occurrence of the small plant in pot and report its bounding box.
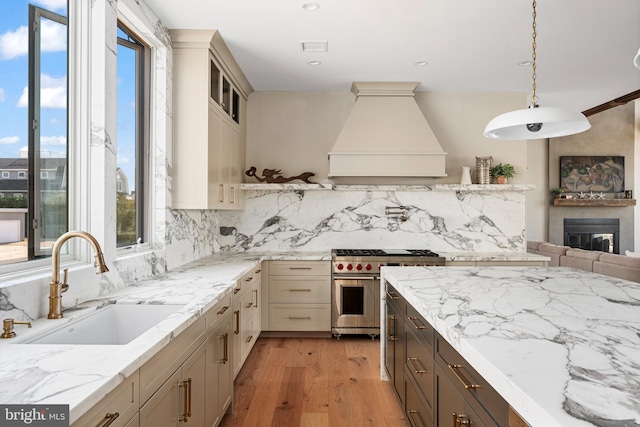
[551,187,565,198]
[490,163,516,184]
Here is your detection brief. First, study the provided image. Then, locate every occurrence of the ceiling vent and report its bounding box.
[299,41,328,52]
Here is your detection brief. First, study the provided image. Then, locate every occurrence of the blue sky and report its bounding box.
[0,0,137,190]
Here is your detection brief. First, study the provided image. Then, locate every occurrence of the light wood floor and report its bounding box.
[220,336,407,427]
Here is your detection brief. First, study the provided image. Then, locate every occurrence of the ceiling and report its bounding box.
[144,0,640,112]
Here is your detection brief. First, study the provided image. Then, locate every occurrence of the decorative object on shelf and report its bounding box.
[560,156,624,193]
[551,187,564,199]
[385,206,408,221]
[475,156,493,184]
[578,191,587,199]
[460,166,472,185]
[625,190,633,199]
[597,192,606,200]
[483,1,590,140]
[588,192,597,200]
[245,166,316,183]
[490,163,516,184]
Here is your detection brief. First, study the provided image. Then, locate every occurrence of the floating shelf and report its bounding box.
[240,183,536,192]
[552,198,636,207]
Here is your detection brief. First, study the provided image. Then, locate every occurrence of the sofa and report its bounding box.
[527,240,640,283]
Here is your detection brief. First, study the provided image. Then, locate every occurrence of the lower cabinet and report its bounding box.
[385,282,509,427]
[206,314,233,427]
[71,372,139,427]
[232,266,261,378]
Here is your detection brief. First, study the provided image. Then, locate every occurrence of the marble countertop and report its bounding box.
[381,266,640,427]
[0,250,328,423]
[441,251,550,262]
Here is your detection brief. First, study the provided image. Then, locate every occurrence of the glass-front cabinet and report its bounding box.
[209,56,241,127]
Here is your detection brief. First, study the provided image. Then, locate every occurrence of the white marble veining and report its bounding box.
[442,251,550,262]
[218,188,528,253]
[381,266,640,427]
[0,251,328,423]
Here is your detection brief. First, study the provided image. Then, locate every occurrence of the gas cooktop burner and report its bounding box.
[333,249,441,257]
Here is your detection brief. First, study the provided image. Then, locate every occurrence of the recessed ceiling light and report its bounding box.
[518,60,532,66]
[302,3,319,11]
[307,60,322,66]
[414,61,428,66]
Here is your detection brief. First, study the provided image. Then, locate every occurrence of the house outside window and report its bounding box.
[18,171,26,178]
[1,172,9,179]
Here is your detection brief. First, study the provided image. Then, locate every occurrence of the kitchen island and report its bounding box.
[381,266,640,427]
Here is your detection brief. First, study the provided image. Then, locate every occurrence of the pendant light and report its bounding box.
[484,0,591,139]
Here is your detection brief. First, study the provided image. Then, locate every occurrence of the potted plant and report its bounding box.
[490,163,516,184]
[551,187,565,198]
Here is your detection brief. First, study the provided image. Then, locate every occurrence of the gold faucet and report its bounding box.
[48,231,109,319]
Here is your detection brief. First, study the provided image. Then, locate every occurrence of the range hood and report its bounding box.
[328,82,447,177]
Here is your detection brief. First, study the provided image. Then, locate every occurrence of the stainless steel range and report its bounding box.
[331,249,445,338]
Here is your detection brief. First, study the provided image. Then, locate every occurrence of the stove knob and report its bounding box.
[337,263,344,270]
[347,264,353,271]
[403,263,409,266]
[365,264,372,271]
[356,264,363,271]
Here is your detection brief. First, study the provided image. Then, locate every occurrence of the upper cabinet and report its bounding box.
[171,29,252,210]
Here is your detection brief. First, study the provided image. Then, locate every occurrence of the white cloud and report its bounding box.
[0,136,20,144]
[17,74,67,108]
[40,135,66,146]
[34,0,68,11]
[0,20,66,60]
[117,155,130,164]
[0,87,5,102]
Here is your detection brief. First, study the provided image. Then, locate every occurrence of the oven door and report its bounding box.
[332,276,379,330]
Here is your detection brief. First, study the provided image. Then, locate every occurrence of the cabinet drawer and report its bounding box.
[205,294,232,331]
[436,333,508,426]
[71,371,139,427]
[406,304,434,355]
[269,276,330,303]
[269,261,330,276]
[139,315,207,404]
[405,327,434,420]
[405,373,434,427]
[385,283,406,314]
[269,304,331,331]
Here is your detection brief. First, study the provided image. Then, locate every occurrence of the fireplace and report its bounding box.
[563,218,620,254]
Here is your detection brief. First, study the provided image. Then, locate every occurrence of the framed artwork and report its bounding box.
[559,156,624,193]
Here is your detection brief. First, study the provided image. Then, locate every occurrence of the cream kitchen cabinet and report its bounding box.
[232,266,261,378]
[171,29,250,210]
[71,372,139,427]
[263,261,331,332]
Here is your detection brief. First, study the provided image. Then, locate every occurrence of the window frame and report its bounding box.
[115,21,150,250]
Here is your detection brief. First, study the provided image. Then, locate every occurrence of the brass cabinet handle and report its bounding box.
[233,287,240,294]
[288,316,311,320]
[244,302,253,309]
[453,412,470,426]
[179,379,191,422]
[253,289,258,308]
[217,305,229,315]
[407,357,427,374]
[386,291,398,300]
[234,310,240,334]
[406,410,420,426]
[288,288,312,292]
[230,186,235,204]
[97,412,120,427]
[245,335,253,343]
[245,277,252,282]
[448,364,480,390]
[407,316,427,330]
[386,315,397,341]
[218,333,229,364]
[254,269,262,274]
[219,184,224,203]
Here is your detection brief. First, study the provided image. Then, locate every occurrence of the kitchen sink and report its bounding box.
[20,304,185,345]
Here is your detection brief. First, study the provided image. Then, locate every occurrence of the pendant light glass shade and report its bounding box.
[483,106,591,139]
[634,47,640,70]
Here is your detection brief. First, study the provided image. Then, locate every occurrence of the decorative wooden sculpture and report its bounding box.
[245,166,315,184]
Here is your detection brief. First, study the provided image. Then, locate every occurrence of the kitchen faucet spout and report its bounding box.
[48,231,109,319]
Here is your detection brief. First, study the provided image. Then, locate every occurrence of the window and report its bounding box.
[0,2,68,264]
[40,171,48,179]
[1,172,8,179]
[116,23,149,248]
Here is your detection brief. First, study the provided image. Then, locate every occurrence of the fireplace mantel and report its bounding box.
[553,199,636,207]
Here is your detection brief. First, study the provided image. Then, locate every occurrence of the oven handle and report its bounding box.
[333,276,378,281]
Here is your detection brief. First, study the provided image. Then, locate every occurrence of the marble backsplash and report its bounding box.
[217,186,529,252]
